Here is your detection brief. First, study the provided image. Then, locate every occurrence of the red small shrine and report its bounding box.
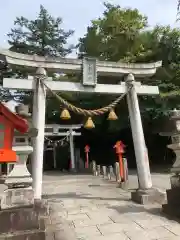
[0,102,28,162]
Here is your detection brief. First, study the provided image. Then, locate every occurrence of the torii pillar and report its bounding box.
[126,73,166,204]
[126,73,152,189]
[31,68,47,199]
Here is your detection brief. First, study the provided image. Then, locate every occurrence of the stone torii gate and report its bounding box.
[44,124,82,170]
[0,49,163,203]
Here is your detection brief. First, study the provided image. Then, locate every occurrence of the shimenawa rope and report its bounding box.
[40,77,132,117]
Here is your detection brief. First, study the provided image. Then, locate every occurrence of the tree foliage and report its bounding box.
[78,3,148,62]
[78,3,180,125]
[3,5,75,113]
[8,5,74,57]
[3,2,180,131]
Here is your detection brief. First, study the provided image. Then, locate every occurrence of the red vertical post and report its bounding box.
[84,145,90,169]
[113,141,126,181]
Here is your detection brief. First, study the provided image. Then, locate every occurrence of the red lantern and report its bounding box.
[113,141,126,180]
[0,103,28,163]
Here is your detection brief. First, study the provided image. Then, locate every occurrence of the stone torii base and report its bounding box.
[131,188,166,205]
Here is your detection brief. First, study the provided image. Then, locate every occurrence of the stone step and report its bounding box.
[0,206,46,234]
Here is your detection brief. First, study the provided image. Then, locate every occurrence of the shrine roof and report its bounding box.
[0,102,28,133]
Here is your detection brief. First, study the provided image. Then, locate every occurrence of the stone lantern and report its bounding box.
[1,104,38,209]
[160,109,180,217]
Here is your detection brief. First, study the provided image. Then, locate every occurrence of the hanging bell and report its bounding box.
[60,108,71,120]
[84,117,95,129]
[107,109,118,120]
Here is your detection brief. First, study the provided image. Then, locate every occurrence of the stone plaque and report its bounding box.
[82,57,97,87]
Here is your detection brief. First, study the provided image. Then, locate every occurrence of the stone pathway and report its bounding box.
[42,172,180,240]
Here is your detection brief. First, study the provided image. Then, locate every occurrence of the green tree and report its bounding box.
[78,2,148,61]
[8,5,74,57]
[78,2,180,130]
[138,26,180,119]
[4,2,180,131]
[3,5,75,114]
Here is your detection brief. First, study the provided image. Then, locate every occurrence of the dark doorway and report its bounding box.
[43,144,70,171]
[56,145,70,171]
[43,149,54,171]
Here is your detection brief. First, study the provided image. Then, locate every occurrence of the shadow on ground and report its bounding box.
[107,204,180,223]
[42,192,130,202]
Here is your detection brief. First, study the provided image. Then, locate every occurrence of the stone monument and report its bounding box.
[160,109,180,217]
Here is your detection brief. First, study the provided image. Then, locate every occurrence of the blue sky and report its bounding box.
[0,0,178,55]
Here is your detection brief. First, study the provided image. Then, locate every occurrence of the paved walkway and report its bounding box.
[42,172,180,240]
